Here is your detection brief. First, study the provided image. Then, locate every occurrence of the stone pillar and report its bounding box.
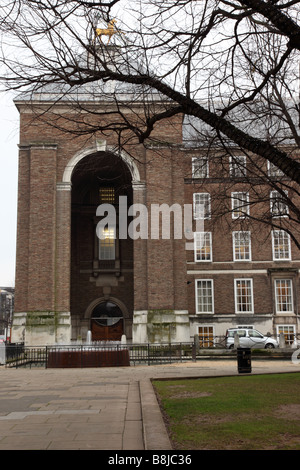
[55,183,72,344]
[12,145,31,343]
[27,145,57,308]
[132,182,149,343]
[12,145,71,345]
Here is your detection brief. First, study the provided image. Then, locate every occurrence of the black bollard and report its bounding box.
[237,347,252,373]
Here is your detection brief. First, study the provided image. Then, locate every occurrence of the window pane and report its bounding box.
[195,232,212,261]
[192,157,208,178]
[235,279,253,313]
[270,191,288,217]
[268,162,284,177]
[99,227,115,260]
[196,280,213,313]
[277,325,295,346]
[272,230,291,260]
[193,193,211,219]
[198,326,214,347]
[231,192,249,218]
[233,231,251,261]
[99,187,115,204]
[230,156,246,177]
[249,330,263,338]
[275,280,293,313]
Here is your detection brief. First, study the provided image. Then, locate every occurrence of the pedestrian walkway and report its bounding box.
[0,359,299,450]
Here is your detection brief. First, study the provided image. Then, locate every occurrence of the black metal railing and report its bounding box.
[129,342,196,365]
[3,333,298,369]
[4,343,47,368]
[4,342,197,368]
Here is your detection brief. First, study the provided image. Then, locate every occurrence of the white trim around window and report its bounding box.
[234,278,254,314]
[192,156,209,178]
[231,192,249,219]
[230,155,247,177]
[270,190,289,217]
[194,232,212,262]
[195,279,214,314]
[198,325,215,347]
[276,325,296,346]
[193,193,211,219]
[268,161,284,178]
[274,279,294,314]
[272,230,291,261]
[232,231,251,261]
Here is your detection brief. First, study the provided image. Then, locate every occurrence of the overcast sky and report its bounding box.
[0,92,19,287]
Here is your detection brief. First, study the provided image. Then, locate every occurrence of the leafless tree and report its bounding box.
[1,0,300,244]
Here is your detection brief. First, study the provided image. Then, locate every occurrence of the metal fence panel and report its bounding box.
[5,342,197,368]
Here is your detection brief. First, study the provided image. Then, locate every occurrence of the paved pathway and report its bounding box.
[0,359,299,450]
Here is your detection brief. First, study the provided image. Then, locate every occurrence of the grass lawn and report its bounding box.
[152,373,300,450]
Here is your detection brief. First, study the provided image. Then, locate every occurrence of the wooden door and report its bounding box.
[91,318,123,341]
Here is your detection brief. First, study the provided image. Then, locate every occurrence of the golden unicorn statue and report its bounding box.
[95,19,119,44]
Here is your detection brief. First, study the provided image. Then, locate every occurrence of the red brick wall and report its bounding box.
[15,102,186,340]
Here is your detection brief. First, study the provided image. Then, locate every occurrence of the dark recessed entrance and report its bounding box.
[70,150,134,341]
[91,301,124,341]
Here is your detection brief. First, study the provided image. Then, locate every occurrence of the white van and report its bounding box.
[226,328,278,349]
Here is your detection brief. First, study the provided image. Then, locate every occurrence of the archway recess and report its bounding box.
[90,300,124,341]
[63,141,141,184]
[68,146,135,342]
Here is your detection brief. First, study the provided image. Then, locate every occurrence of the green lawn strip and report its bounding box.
[152,373,300,450]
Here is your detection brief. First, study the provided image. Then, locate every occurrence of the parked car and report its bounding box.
[226,328,278,349]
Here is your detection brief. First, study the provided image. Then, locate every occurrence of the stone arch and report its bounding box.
[62,141,141,184]
[84,296,129,320]
[84,297,129,341]
[60,141,138,342]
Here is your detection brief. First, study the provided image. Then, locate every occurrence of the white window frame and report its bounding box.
[274,279,294,314]
[234,278,254,314]
[198,325,215,347]
[193,193,211,220]
[268,161,284,178]
[270,190,289,217]
[272,230,291,261]
[230,155,247,178]
[231,192,249,219]
[194,232,212,262]
[236,325,254,329]
[276,325,296,346]
[195,279,214,314]
[192,156,209,178]
[232,231,251,261]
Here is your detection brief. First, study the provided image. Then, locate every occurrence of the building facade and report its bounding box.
[11,47,300,346]
[184,146,300,347]
[0,287,14,341]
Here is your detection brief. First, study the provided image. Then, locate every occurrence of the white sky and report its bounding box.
[0,92,19,287]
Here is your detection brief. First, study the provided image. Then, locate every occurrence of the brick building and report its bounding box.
[0,288,14,341]
[11,46,300,346]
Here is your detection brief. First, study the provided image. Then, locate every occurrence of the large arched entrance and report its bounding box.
[69,147,135,342]
[91,300,124,341]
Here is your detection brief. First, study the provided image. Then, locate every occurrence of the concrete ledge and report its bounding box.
[139,379,172,450]
[195,348,299,359]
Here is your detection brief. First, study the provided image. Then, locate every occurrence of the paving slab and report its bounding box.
[0,359,299,450]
